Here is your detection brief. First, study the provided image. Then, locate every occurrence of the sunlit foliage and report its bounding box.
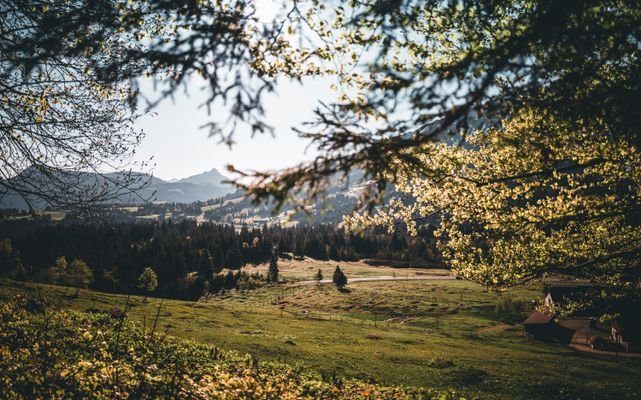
[347,108,641,320]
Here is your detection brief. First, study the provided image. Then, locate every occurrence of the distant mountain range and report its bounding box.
[150,168,233,203]
[2,115,485,212]
[0,168,235,210]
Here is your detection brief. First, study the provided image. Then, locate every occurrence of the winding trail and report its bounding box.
[568,343,641,358]
[299,275,456,285]
[478,323,510,335]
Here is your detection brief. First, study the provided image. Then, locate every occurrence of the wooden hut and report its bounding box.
[523,311,556,339]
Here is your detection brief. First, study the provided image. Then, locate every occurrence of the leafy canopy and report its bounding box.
[348,108,641,319]
[235,0,641,210]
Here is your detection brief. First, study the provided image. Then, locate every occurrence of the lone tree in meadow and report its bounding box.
[332,266,347,288]
[137,267,158,301]
[268,247,279,284]
[315,268,324,286]
[65,259,94,296]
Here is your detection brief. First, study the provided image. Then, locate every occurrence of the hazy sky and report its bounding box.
[132,0,333,182]
[133,76,333,181]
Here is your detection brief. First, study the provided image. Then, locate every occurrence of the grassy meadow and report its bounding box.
[1,260,640,399]
[248,258,451,281]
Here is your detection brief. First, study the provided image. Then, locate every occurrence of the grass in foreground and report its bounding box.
[1,278,640,399]
[1,295,444,399]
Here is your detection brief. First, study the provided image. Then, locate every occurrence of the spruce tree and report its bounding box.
[212,244,225,272]
[224,270,236,290]
[225,246,243,269]
[197,251,214,279]
[314,268,324,286]
[332,266,347,288]
[268,247,279,284]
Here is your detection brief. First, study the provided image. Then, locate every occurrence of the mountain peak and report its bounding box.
[177,168,228,186]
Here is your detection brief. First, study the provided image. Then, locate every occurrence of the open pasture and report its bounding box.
[1,276,640,399]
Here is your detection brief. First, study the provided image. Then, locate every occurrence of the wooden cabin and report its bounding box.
[523,311,556,339]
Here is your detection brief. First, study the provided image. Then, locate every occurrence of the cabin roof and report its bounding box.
[523,311,555,325]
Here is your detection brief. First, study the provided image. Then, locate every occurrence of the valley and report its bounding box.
[2,259,640,399]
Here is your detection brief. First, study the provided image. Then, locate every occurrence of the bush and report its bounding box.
[494,297,526,324]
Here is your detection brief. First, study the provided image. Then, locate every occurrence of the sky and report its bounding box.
[131,0,334,182]
[132,76,334,181]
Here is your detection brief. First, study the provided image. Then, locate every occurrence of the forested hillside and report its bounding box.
[0,221,440,300]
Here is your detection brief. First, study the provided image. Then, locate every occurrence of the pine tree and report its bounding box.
[294,238,305,259]
[225,246,243,269]
[314,268,324,286]
[197,251,214,279]
[268,247,279,284]
[332,265,347,288]
[304,234,328,260]
[212,244,225,272]
[223,270,236,290]
[210,273,225,293]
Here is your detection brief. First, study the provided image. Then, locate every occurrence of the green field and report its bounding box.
[1,275,640,399]
[249,258,451,281]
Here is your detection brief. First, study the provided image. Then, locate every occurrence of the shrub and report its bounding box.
[494,297,526,324]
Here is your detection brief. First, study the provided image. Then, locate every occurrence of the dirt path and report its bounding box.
[299,275,456,285]
[568,343,641,358]
[478,323,510,335]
